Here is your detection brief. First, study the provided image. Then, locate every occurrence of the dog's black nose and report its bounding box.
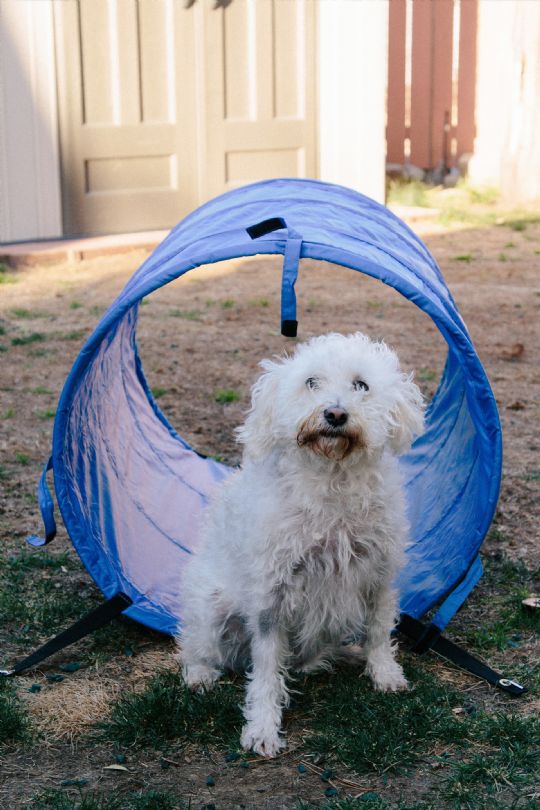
[324,407,348,427]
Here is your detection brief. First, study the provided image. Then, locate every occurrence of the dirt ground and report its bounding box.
[0,211,539,808]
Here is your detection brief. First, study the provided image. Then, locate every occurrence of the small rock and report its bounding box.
[206,775,215,787]
[321,769,334,782]
[28,684,41,693]
[225,751,241,762]
[312,752,326,765]
[115,754,127,764]
[59,662,81,673]
[324,787,338,798]
[297,763,307,774]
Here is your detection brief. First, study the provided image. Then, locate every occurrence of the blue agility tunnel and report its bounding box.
[15,178,520,691]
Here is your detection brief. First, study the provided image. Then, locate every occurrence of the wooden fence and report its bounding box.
[387,0,478,171]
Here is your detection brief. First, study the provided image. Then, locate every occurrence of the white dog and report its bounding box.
[176,332,424,757]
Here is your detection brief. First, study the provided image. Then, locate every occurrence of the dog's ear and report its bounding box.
[387,373,424,454]
[236,359,281,460]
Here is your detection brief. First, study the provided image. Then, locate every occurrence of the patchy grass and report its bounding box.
[221,298,236,309]
[11,308,48,319]
[417,368,437,382]
[0,549,99,647]
[11,332,46,346]
[28,789,185,810]
[69,301,84,310]
[214,388,241,403]
[0,263,18,284]
[61,330,86,341]
[168,308,202,321]
[0,677,31,748]
[15,452,30,465]
[454,555,540,652]
[444,714,540,806]
[32,385,54,395]
[35,408,56,420]
[300,660,462,776]
[452,254,474,263]
[100,668,243,749]
[151,386,167,399]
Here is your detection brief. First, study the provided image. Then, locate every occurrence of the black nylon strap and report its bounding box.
[398,614,527,696]
[246,217,286,239]
[0,592,133,676]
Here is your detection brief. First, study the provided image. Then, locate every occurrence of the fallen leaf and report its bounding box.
[500,342,524,361]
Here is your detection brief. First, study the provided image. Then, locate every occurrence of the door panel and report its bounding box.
[54,0,316,235]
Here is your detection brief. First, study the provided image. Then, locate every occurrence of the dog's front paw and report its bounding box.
[182,663,220,692]
[365,658,408,692]
[240,721,285,758]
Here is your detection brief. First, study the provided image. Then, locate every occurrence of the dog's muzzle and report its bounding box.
[296,409,366,460]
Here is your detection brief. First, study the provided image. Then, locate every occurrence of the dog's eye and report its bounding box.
[353,378,369,392]
[305,376,320,390]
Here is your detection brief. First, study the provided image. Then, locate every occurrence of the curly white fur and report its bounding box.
[176,332,424,757]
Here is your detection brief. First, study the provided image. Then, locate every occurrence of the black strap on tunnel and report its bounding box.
[398,614,527,696]
[0,592,133,677]
[247,217,302,337]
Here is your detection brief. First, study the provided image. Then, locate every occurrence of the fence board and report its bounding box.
[387,0,478,172]
[457,0,478,157]
[387,0,407,164]
[431,0,454,168]
[409,0,432,168]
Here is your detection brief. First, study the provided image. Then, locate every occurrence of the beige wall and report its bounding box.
[469,0,540,203]
[318,0,389,204]
[0,0,62,242]
[0,0,390,242]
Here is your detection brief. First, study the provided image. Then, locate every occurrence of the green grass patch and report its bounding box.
[386,179,432,208]
[32,385,54,395]
[11,308,47,319]
[0,343,7,352]
[69,301,83,310]
[444,714,540,804]
[301,661,464,775]
[525,468,540,481]
[0,677,31,748]
[15,452,30,465]
[214,388,240,403]
[36,408,56,420]
[101,668,243,749]
[0,549,98,646]
[3,407,15,419]
[28,347,51,357]
[452,254,474,263]
[418,368,436,382]
[454,555,539,651]
[498,253,508,262]
[252,297,270,308]
[169,308,202,321]
[0,263,18,284]
[151,386,167,399]
[61,330,86,341]
[221,298,236,309]
[28,789,185,810]
[89,305,106,317]
[11,332,46,346]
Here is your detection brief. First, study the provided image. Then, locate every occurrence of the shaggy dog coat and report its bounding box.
[177,332,424,756]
